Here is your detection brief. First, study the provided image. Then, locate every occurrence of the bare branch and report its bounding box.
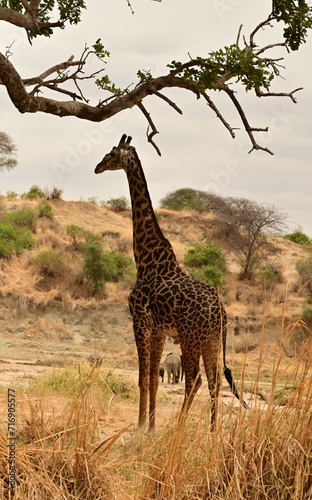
[222,84,274,154]
[136,101,161,156]
[22,56,81,86]
[255,87,303,103]
[202,92,236,139]
[249,14,275,48]
[154,91,182,114]
[236,24,243,47]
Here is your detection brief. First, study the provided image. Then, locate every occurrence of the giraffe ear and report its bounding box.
[118,134,127,146]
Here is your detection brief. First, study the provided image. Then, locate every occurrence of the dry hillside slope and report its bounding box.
[0,198,310,382]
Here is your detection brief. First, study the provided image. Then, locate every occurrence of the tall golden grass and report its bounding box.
[0,332,311,499]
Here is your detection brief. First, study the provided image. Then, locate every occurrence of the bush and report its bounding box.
[3,207,38,231]
[184,244,227,290]
[302,305,312,326]
[296,256,312,294]
[82,245,135,297]
[0,223,34,258]
[66,224,100,248]
[21,185,45,199]
[257,264,284,287]
[37,201,54,220]
[184,244,226,271]
[82,243,108,297]
[44,186,63,200]
[6,191,18,199]
[159,188,212,212]
[33,250,67,277]
[103,251,135,283]
[103,196,129,212]
[284,231,311,246]
[189,266,226,290]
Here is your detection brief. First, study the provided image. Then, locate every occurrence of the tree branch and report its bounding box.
[0,6,64,30]
[222,84,273,154]
[0,2,307,155]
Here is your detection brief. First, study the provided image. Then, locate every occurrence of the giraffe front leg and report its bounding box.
[148,333,166,432]
[132,314,152,430]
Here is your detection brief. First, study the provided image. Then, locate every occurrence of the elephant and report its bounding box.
[159,366,164,383]
[165,352,181,384]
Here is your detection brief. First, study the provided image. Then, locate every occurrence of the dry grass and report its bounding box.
[0,198,311,498]
[0,335,311,499]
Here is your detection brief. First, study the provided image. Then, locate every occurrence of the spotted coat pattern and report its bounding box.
[95,134,245,431]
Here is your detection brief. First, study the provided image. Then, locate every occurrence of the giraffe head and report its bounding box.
[95,134,133,174]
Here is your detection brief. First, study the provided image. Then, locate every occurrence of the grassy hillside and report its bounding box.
[0,197,311,498]
[0,197,310,359]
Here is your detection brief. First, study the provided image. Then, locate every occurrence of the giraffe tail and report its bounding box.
[223,366,249,410]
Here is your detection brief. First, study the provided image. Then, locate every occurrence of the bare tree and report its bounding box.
[0,1,311,154]
[0,131,17,171]
[212,196,288,280]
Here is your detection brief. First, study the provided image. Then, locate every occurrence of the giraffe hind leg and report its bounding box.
[181,355,202,414]
[202,345,221,430]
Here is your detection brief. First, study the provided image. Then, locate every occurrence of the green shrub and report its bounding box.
[37,201,54,220]
[184,244,226,271]
[4,207,38,231]
[66,224,99,248]
[184,244,227,290]
[159,188,212,212]
[0,223,34,258]
[189,266,226,290]
[296,256,312,294]
[82,243,107,297]
[103,196,129,212]
[82,245,135,297]
[21,185,45,199]
[284,231,311,246]
[33,250,67,277]
[103,251,135,282]
[302,304,312,326]
[257,265,283,287]
[6,191,18,199]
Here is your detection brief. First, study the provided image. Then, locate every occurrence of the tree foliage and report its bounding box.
[183,243,227,290]
[0,2,311,154]
[0,131,17,171]
[0,222,34,257]
[284,230,311,246]
[159,188,212,213]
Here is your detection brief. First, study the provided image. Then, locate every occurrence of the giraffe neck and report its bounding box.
[126,151,179,278]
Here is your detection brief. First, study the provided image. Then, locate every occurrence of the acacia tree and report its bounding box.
[0,1,311,154]
[0,131,17,171]
[159,188,212,213]
[212,196,288,280]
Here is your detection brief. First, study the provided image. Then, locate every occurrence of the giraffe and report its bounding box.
[95,134,247,431]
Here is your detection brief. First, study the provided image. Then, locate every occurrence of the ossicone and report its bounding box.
[118,134,132,146]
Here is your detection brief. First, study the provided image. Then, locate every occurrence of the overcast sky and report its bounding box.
[1,0,312,236]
